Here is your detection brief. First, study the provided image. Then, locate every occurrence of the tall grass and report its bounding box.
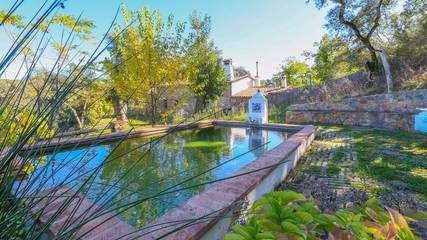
[0,1,271,239]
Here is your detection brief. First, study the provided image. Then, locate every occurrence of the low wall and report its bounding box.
[286,89,427,131]
[266,72,368,108]
[21,121,213,154]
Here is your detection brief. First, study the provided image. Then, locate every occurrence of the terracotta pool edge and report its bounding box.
[21,121,213,153]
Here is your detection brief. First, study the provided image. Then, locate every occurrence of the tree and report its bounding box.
[314,35,362,82]
[105,6,187,125]
[273,58,318,87]
[1,10,99,130]
[234,66,250,77]
[313,0,395,71]
[312,0,398,93]
[385,0,427,71]
[64,68,112,130]
[0,10,24,27]
[185,12,227,113]
[48,14,95,74]
[33,15,97,129]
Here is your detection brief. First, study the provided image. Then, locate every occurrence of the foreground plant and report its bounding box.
[225,191,421,240]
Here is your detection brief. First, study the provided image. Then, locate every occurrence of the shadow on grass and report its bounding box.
[352,128,427,196]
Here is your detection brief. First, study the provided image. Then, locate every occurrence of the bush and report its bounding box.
[225,191,423,240]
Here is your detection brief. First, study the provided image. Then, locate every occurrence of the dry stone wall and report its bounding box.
[266,72,368,108]
[286,89,427,131]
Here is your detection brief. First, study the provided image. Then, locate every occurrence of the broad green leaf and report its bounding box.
[298,201,320,215]
[224,233,246,240]
[280,221,303,237]
[294,212,314,224]
[315,214,335,230]
[259,219,283,232]
[275,191,306,205]
[253,199,268,211]
[232,225,254,239]
[280,206,293,219]
[255,232,276,239]
[365,207,390,224]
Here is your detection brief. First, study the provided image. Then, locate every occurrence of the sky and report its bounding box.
[2,0,330,79]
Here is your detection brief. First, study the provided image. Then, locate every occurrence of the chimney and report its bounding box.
[281,75,287,88]
[223,58,234,80]
[306,72,313,86]
[256,61,259,78]
[254,61,260,87]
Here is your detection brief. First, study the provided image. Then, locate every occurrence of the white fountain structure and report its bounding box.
[247,90,268,124]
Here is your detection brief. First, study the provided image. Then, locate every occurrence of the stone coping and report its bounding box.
[287,109,416,115]
[30,185,136,239]
[212,120,304,131]
[288,89,427,114]
[21,121,213,154]
[30,121,316,239]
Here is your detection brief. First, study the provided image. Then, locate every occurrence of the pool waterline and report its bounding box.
[23,125,293,228]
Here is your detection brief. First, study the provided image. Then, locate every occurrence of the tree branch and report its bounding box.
[367,0,383,40]
[338,0,366,42]
[65,102,83,129]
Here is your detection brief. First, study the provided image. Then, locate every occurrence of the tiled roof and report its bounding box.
[232,87,281,98]
[229,75,255,83]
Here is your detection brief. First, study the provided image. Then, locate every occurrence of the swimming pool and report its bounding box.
[24,126,290,228]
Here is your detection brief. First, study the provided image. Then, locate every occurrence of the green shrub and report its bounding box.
[225,191,422,240]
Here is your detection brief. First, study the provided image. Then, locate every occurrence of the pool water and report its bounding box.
[26,126,290,228]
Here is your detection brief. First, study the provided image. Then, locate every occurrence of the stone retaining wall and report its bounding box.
[286,89,427,131]
[266,72,368,108]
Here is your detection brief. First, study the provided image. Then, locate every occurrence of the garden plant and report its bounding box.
[225,191,425,240]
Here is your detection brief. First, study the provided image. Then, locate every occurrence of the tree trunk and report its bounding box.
[80,101,87,128]
[364,42,380,80]
[194,96,207,113]
[149,90,157,126]
[111,89,128,122]
[379,49,393,93]
[66,104,84,130]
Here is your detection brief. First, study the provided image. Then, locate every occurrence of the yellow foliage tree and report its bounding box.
[105,6,188,125]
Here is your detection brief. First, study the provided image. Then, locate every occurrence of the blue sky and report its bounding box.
[3,0,330,79]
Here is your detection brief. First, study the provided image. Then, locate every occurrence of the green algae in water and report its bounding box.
[184,141,226,148]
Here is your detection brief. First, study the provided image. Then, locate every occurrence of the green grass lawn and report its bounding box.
[279,125,427,235]
[351,127,427,196]
[316,125,427,197]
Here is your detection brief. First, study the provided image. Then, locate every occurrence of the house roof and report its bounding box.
[232,87,281,99]
[229,75,256,83]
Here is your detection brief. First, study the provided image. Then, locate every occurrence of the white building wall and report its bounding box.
[231,77,253,96]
